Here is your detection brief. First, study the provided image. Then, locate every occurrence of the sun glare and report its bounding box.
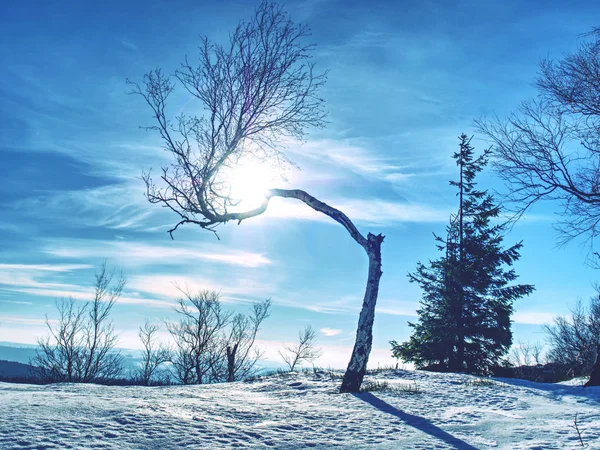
[226,157,281,211]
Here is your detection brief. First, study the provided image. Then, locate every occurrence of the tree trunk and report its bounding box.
[340,233,384,393]
[584,337,600,387]
[227,344,237,383]
[181,188,385,392]
[455,333,465,373]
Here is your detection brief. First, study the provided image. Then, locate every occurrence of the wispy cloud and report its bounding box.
[0,262,175,308]
[0,316,56,326]
[0,263,91,291]
[375,307,417,317]
[273,292,363,316]
[0,263,92,273]
[44,239,272,268]
[127,274,272,302]
[512,311,555,325]
[14,182,158,232]
[336,198,450,225]
[289,138,412,181]
[120,38,138,52]
[320,327,342,336]
[0,300,33,305]
[6,284,175,308]
[264,196,450,226]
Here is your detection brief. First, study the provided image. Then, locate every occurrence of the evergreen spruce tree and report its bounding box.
[391,134,535,375]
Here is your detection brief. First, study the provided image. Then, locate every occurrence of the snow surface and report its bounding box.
[1,369,599,449]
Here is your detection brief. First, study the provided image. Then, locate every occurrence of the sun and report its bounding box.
[226,156,281,211]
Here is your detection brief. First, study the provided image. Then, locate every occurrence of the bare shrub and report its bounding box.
[225,299,271,382]
[167,289,230,384]
[167,289,270,384]
[279,325,322,371]
[570,413,587,447]
[32,263,125,383]
[508,341,545,367]
[544,295,600,379]
[137,320,172,386]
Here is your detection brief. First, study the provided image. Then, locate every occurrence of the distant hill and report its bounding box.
[0,359,35,380]
[0,345,38,364]
[0,343,141,366]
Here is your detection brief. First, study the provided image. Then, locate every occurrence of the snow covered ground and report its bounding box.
[1,369,599,449]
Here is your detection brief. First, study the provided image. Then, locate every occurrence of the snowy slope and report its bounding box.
[1,369,599,449]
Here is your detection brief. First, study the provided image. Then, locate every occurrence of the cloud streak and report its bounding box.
[320,328,342,336]
[0,263,92,273]
[126,274,272,302]
[512,311,555,325]
[264,197,450,226]
[44,239,272,268]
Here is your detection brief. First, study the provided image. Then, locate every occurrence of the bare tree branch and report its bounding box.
[476,29,600,254]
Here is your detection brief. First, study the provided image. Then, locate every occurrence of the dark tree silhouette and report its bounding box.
[476,29,600,250]
[128,1,384,392]
[476,28,600,385]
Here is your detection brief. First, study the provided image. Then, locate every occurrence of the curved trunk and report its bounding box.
[171,188,385,392]
[340,233,384,393]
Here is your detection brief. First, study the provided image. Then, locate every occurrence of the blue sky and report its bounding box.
[2,0,600,368]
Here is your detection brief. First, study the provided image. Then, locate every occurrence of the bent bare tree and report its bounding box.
[476,28,600,385]
[128,1,383,392]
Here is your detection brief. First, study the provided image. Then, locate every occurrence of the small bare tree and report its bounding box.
[137,320,172,386]
[279,325,322,371]
[508,341,545,367]
[33,297,87,382]
[79,263,125,382]
[129,0,384,393]
[32,262,125,383]
[225,299,271,382]
[167,289,270,383]
[545,295,600,382]
[167,289,231,384]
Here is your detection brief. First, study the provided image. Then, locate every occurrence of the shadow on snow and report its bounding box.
[354,392,479,450]
[492,377,600,404]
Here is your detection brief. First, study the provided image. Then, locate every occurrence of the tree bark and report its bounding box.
[227,344,237,383]
[584,337,600,387]
[340,233,384,393]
